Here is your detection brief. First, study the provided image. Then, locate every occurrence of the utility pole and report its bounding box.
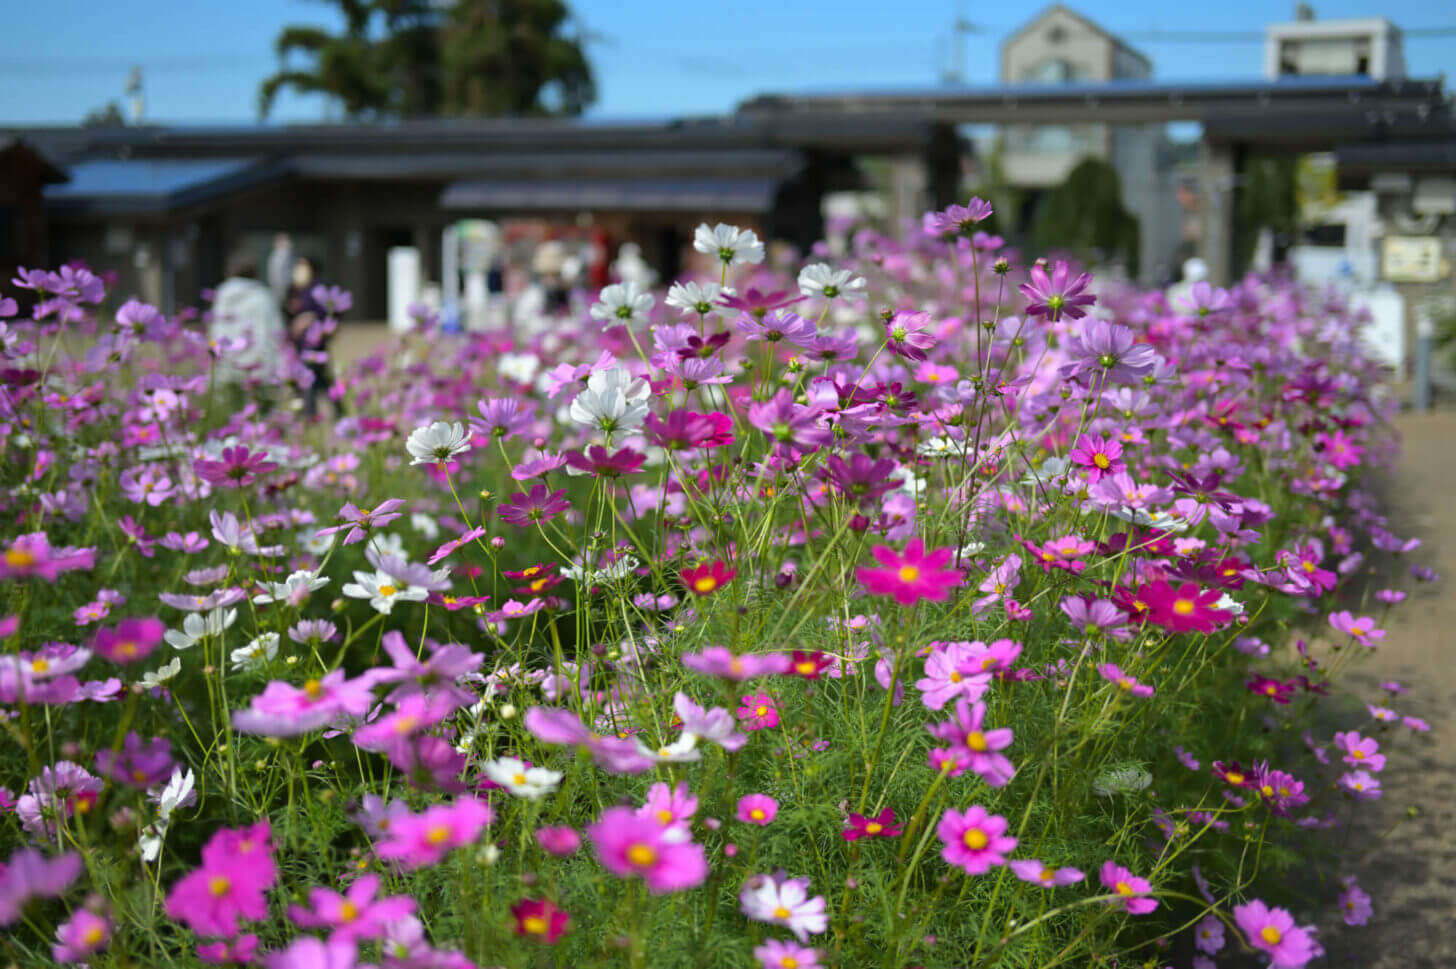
[125,66,144,124]
[941,15,980,84]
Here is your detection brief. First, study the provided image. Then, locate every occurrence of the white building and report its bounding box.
[1264,16,1405,81]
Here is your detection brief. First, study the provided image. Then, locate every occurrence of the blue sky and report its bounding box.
[0,0,1452,125]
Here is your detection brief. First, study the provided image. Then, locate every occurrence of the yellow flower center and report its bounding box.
[1115,881,1134,896]
[117,641,138,657]
[426,824,452,845]
[304,679,323,699]
[656,809,674,824]
[773,906,792,920]
[1039,869,1054,882]
[751,809,765,820]
[378,585,398,597]
[1261,925,1283,945]
[1352,750,1365,759]
[626,843,657,867]
[965,731,988,752]
[796,661,816,675]
[523,915,549,935]
[782,959,798,969]
[755,705,769,717]
[4,548,35,568]
[30,658,49,673]
[83,926,105,946]
[340,901,359,922]
[209,876,231,897]
[962,828,988,850]
[1301,561,1315,572]
[898,566,920,582]
[1227,771,1244,785]
[513,773,528,785]
[1093,453,1110,469]
[865,822,883,834]
[949,671,962,683]
[394,715,420,735]
[693,576,718,593]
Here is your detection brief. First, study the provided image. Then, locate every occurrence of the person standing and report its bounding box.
[211,254,284,385]
[267,233,294,308]
[284,257,340,419]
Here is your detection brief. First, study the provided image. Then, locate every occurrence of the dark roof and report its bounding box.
[738,75,1448,126]
[0,136,69,183]
[44,157,288,215]
[1334,139,1456,173]
[287,148,804,181]
[440,176,782,213]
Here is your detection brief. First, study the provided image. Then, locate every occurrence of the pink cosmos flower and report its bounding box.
[937,806,1016,875]
[1333,730,1384,771]
[1338,770,1381,799]
[736,794,778,825]
[0,849,82,926]
[1339,877,1372,926]
[196,934,260,965]
[681,560,735,596]
[915,641,993,711]
[1008,859,1084,887]
[1021,260,1095,321]
[165,821,276,937]
[754,938,823,969]
[523,706,656,774]
[52,908,110,962]
[1328,611,1385,646]
[588,806,708,894]
[682,648,792,680]
[288,874,415,943]
[1233,899,1320,967]
[843,808,901,841]
[93,617,165,665]
[1097,663,1155,698]
[193,446,277,489]
[1194,914,1225,953]
[637,782,698,830]
[232,670,380,737]
[1068,434,1125,481]
[376,797,495,870]
[739,874,828,942]
[262,937,358,969]
[736,692,780,731]
[926,698,1015,787]
[1098,860,1157,915]
[535,826,581,857]
[858,538,964,606]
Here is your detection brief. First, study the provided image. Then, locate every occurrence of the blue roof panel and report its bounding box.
[44,157,286,214]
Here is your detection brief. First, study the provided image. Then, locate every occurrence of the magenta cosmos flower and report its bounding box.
[927,698,1015,787]
[588,806,708,894]
[858,538,964,606]
[737,693,780,731]
[1139,580,1231,634]
[497,485,569,527]
[0,849,82,927]
[1069,433,1125,481]
[52,909,110,963]
[165,821,276,937]
[288,873,415,943]
[1333,730,1384,771]
[754,938,823,969]
[937,806,1016,875]
[928,197,993,236]
[193,446,278,489]
[376,797,495,870]
[843,808,901,841]
[1098,663,1154,698]
[1098,860,1157,915]
[535,826,582,857]
[681,647,792,681]
[681,560,735,596]
[1233,899,1320,967]
[512,897,570,944]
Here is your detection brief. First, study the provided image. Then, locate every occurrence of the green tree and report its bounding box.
[1030,157,1140,276]
[258,0,594,120]
[1236,157,1298,275]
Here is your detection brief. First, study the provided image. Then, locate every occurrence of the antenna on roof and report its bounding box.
[1294,4,1315,21]
[125,66,144,124]
[942,13,982,84]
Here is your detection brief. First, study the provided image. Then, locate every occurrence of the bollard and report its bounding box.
[1414,308,1434,413]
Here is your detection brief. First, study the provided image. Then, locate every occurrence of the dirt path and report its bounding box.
[1316,410,1456,967]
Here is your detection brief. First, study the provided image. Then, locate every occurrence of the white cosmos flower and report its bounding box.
[562,554,639,584]
[165,608,237,650]
[665,280,727,316]
[342,570,428,614]
[369,532,408,561]
[694,223,765,266]
[797,263,866,300]
[298,529,333,556]
[568,367,650,437]
[139,658,181,689]
[253,570,329,606]
[589,281,654,328]
[409,513,440,541]
[139,767,196,863]
[481,756,563,800]
[634,732,701,764]
[497,351,540,384]
[230,633,280,671]
[405,421,470,466]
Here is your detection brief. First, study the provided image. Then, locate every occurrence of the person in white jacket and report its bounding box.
[210,255,285,385]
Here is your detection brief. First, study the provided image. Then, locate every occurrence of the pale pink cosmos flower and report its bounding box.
[1332,730,1384,771]
[1008,859,1084,887]
[375,797,494,870]
[588,806,708,894]
[739,874,828,942]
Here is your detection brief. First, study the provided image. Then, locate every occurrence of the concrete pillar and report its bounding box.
[1199,139,1240,286]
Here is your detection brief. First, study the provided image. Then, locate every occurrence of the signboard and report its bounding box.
[1382,236,1447,283]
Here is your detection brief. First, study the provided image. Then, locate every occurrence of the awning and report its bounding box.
[44,157,287,215]
[439,175,782,213]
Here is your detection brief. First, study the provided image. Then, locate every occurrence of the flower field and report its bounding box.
[0,202,1435,969]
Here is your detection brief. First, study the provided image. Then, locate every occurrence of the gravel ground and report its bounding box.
[1313,409,1456,968]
